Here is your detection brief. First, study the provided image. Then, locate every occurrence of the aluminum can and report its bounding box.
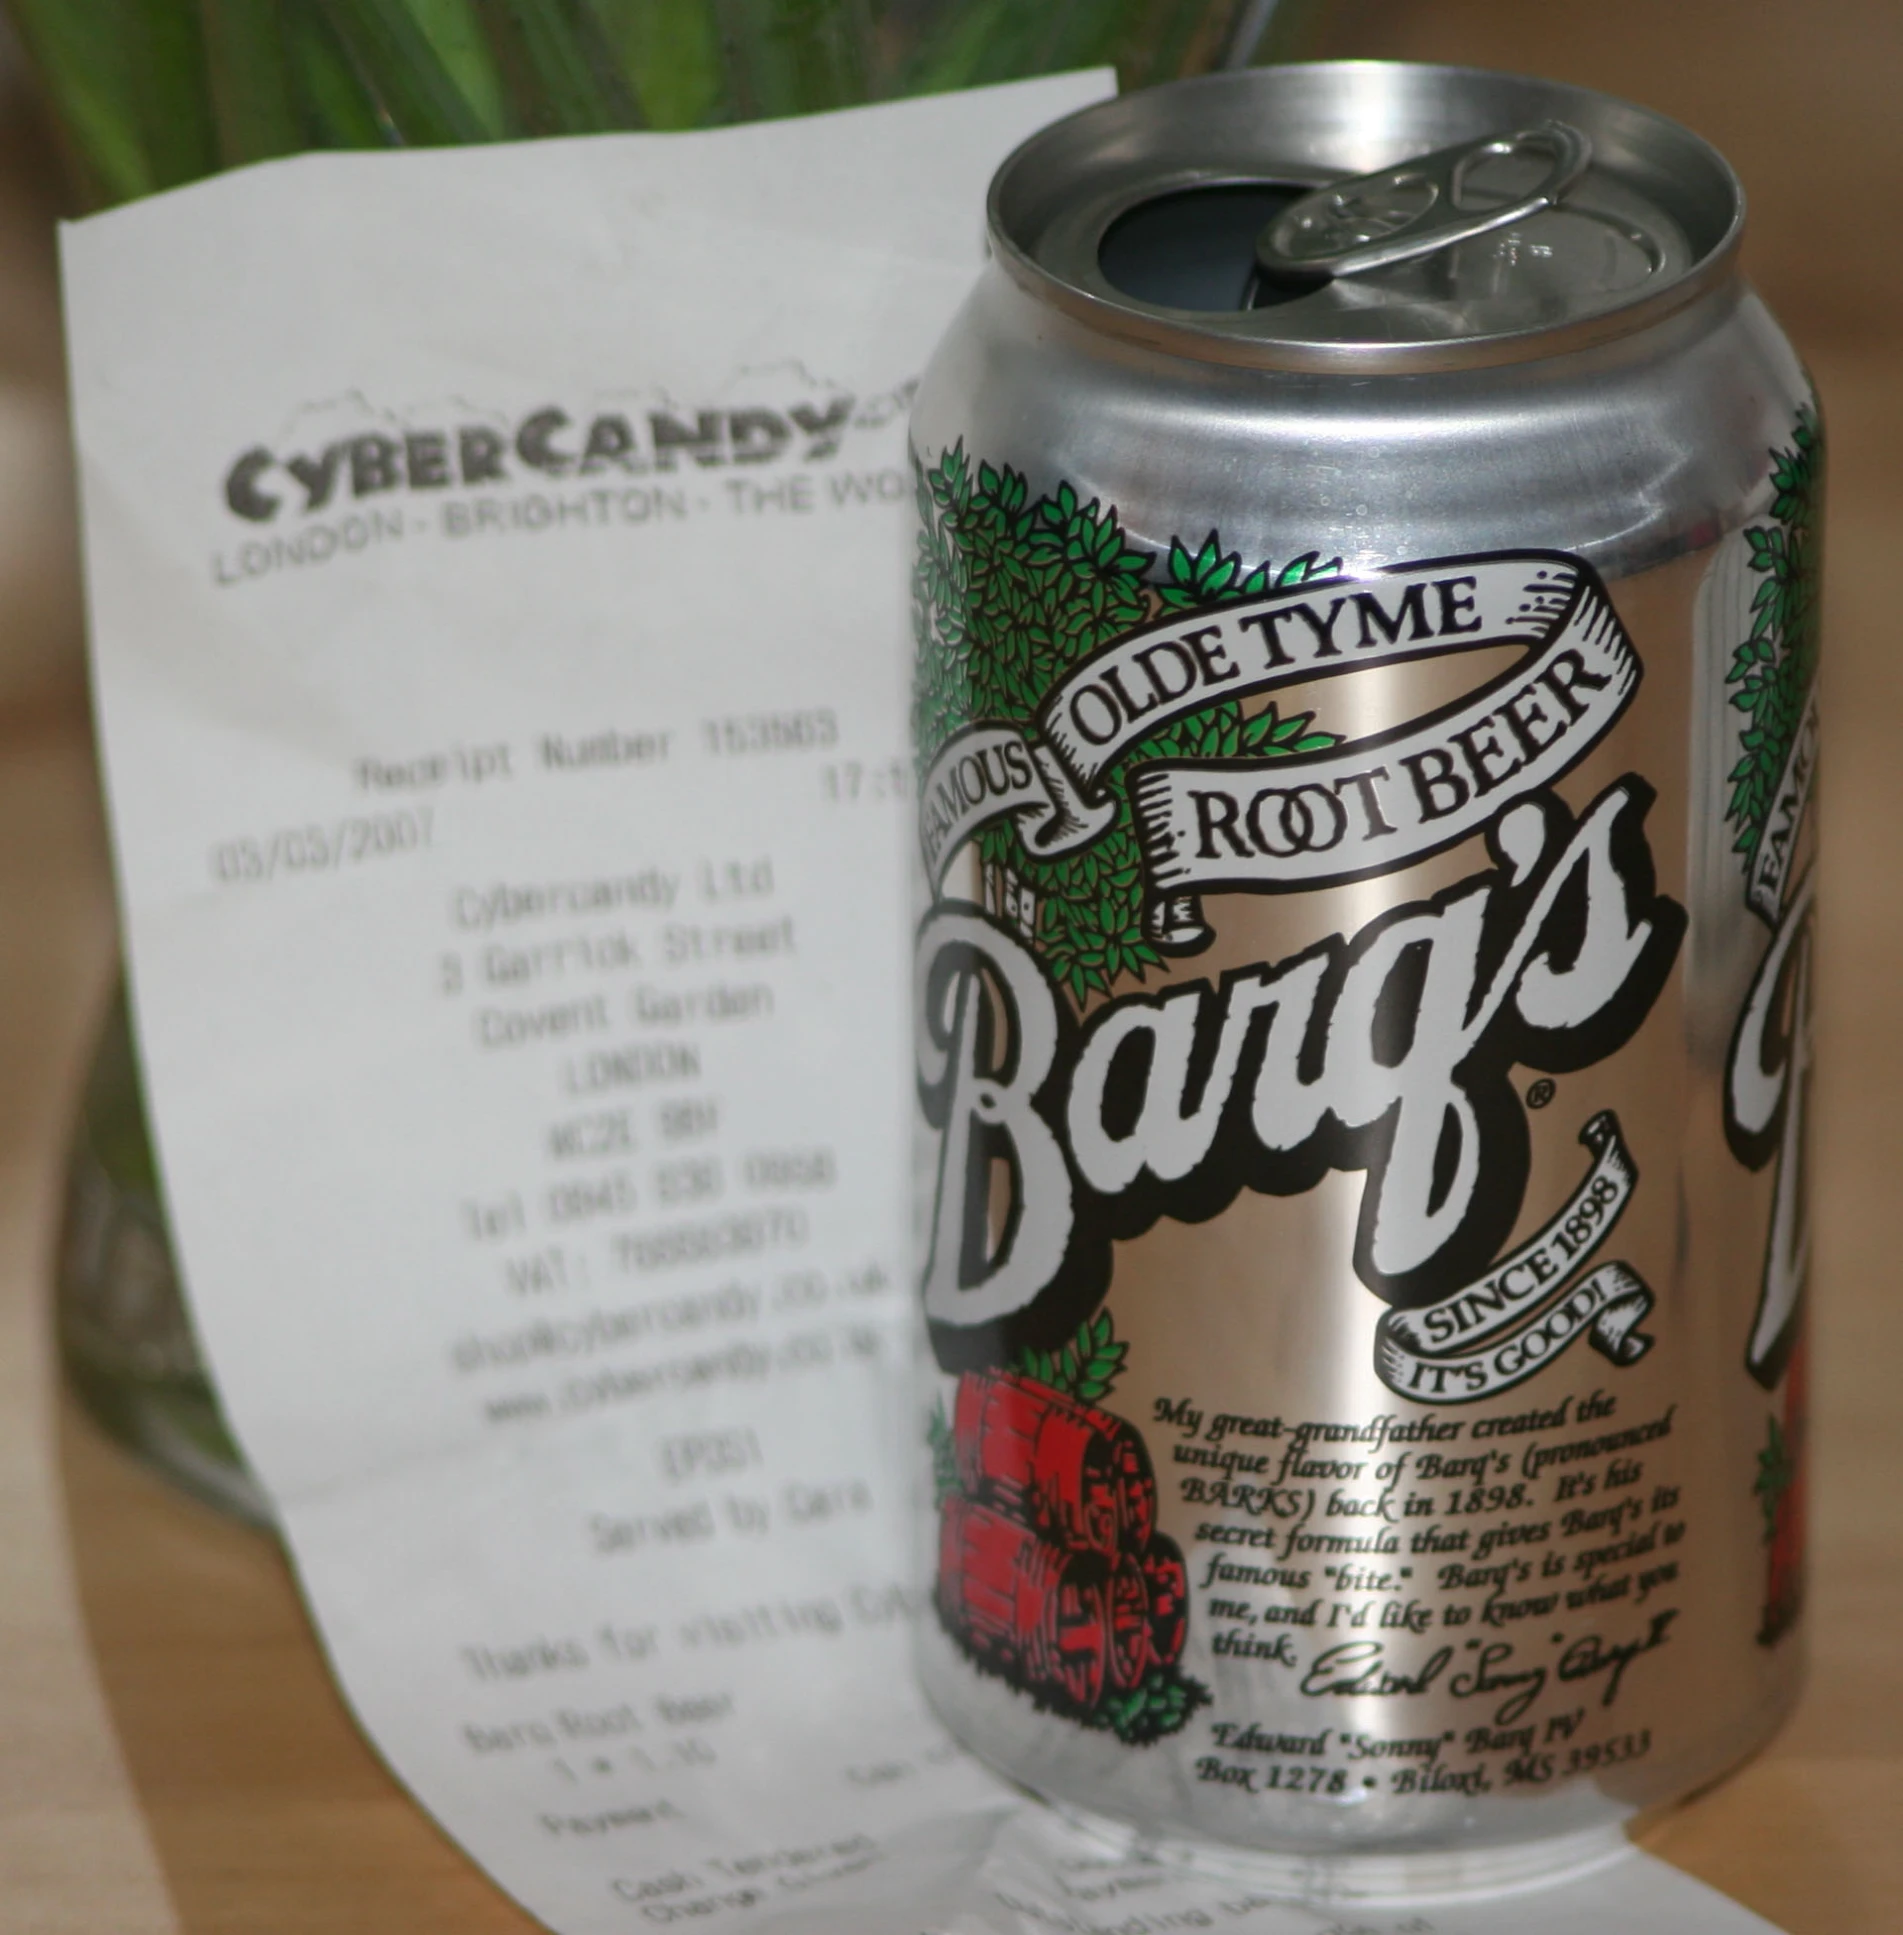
[907,62,1819,1889]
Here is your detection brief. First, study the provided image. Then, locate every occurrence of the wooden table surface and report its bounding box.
[0,3,1897,1930]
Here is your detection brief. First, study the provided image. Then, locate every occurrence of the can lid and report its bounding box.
[990,64,1744,371]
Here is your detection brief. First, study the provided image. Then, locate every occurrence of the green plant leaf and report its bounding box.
[319,0,501,142]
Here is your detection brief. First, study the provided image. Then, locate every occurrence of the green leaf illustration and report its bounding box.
[1085,1662,1213,1745]
[913,443,1343,1000]
[1725,404,1823,870]
[927,1397,959,1507]
[1010,1308,1129,1401]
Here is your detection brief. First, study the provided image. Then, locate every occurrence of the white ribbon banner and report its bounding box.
[1375,1112,1656,1403]
[1128,556,1636,902]
[1744,677,1819,925]
[918,553,1639,935]
[917,724,1114,886]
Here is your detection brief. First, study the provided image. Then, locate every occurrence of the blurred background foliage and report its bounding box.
[4,0,1326,208]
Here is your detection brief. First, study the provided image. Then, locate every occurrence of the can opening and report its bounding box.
[1098,183,1324,312]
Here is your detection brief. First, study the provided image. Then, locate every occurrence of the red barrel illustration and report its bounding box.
[953,1370,1157,1555]
[1760,1333,1808,1645]
[1141,1534,1190,1668]
[1146,1532,1192,1671]
[1104,1554,1153,1689]
[937,1496,1109,1711]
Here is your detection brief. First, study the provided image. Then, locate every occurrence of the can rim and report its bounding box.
[985,62,1746,375]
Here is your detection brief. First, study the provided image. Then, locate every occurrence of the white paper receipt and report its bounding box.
[62,78,1785,1935]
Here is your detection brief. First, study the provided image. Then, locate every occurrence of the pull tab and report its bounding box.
[1256,120,1593,279]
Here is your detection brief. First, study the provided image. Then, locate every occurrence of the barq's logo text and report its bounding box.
[918,778,1685,1403]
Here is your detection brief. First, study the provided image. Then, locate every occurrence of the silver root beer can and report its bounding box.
[908,62,1818,1887]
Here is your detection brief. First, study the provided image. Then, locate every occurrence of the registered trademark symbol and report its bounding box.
[1526,1078,1556,1109]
